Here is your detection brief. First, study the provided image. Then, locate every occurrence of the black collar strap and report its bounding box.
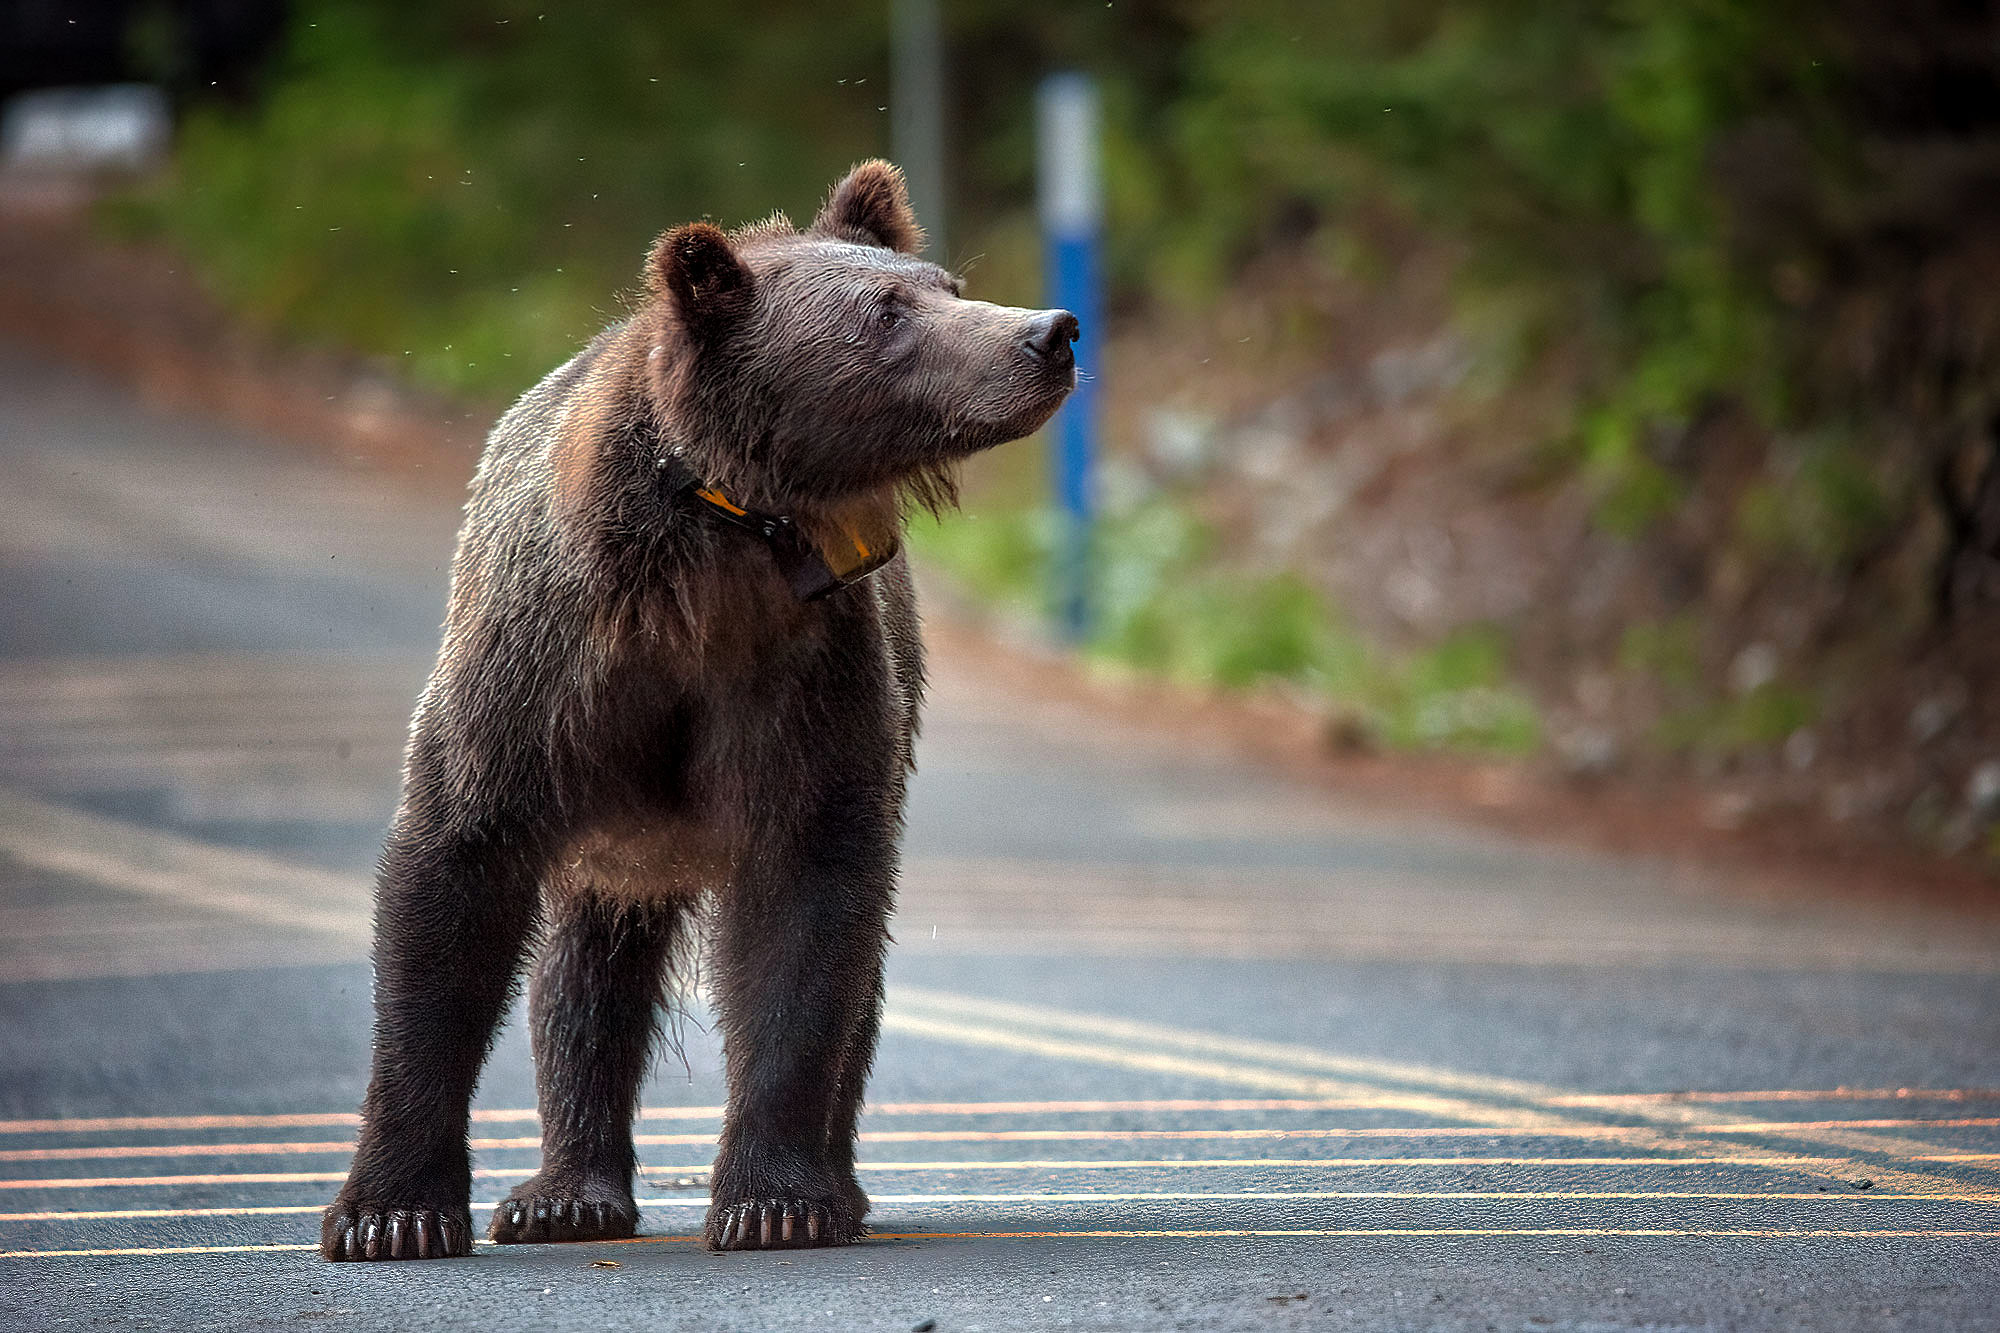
[687,481,899,601]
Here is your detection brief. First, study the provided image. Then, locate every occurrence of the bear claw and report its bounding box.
[705,1198,861,1251]
[488,1192,637,1245]
[322,1205,470,1261]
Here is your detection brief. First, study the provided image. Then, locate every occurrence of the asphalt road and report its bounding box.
[1,339,1997,1331]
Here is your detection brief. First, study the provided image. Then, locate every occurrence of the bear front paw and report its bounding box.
[322,1203,472,1261]
[705,1197,864,1250]
[488,1186,638,1245]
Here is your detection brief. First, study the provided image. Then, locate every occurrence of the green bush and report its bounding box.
[124,1,1985,771]
[1381,626,1542,754]
[911,499,1539,755]
[123,1,894,397]
[1657,681,1819,760]
[1734,438,1898,572]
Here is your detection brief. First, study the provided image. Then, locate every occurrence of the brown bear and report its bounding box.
[320,161,1077,1261]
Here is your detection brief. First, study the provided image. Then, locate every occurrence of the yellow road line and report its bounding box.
[0,1098,1411,1137]
[844,1154,2000,1169]
[0,1140,369,1163]
[0,789,368,941]
[1695,1118,2000,1133]
[864,1228,2000,1241]
[890,987,1563,1106]
[881,1012,1570,1128]
[4,1205,331,1221]
[8,1187,1997,1222]
[880,1224,2000,1232]
[2,1096,1988,1141]
[5,1156,1936,1192]
[8,1118,1995,1166]
[1548,1089,2000,1108]
[0,1169,482,1191]
[0,1113,366,1136]
[887,990,1998,1199]
[1,1243,322,1258]
[12,1227,2000,1258]
[779,1189,2000,1205]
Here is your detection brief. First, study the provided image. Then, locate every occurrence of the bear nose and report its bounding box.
[1024,310,1080,369]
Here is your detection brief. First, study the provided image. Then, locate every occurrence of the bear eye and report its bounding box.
[876,306,904,330]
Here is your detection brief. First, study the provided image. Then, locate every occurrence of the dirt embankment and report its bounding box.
[1084,232,2000,893]
[1,194,1992,912]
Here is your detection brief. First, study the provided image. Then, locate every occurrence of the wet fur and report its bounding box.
[322,161,1073,1261]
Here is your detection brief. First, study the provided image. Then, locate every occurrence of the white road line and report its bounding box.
[11,1228,2000,1259]
[21,1156,1970,1192]
[6,1187,1994,1223]
[884,990,2000,1200]
[0,1098,1421,1136]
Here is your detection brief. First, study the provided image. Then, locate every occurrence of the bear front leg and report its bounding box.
[491,894,688,1245]
[705,811,894,1251]
[822,965,884,1224]
[322,818,541,1261]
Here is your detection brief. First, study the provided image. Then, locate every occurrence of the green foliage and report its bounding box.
[1657,681,1819,759]
[1618,616,1702,693]
[1620,614,1821,761]
[1139,0,1832,536]
[1734,438,1897,572]
[910,500,1539,755]
[133,0,1839,414]
[1579,409,1685,537]
[135,1,1906,482]
[122,0,894,397]
[1382,626,1542,754]
[910,506,1058,611]
[124,0,1965,769]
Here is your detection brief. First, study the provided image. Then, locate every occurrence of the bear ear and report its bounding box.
[645,223,752,334]
[812,159,925,255]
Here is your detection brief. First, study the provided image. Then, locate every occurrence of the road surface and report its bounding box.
[1,340,1997,1330]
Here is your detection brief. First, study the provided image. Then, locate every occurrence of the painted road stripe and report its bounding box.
[2,798,1987,1198]
[1,1243,321,1258]
[10,1228,2000,1259]
[18,1155,1977,1192]
[881,1012,1570,1128]
[892,987,1561,1105]
[0,1098,1422,1136]
[0,1113,368,1136]
[1548,1089,2000,1107]
[893,991,2000,1156]
[1,1093,1989,1138]
[1692,1119,2000,1133]
[5,1119,1995,1166]
[856,1228,2000,1241]
[7,777,1994,982]
[0,789,367,942]
[8,1187,1999,1222]
[0,1170,359,1191]
[887,990,1996,1198]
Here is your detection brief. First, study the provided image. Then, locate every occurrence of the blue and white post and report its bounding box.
[1037,72,1101,644]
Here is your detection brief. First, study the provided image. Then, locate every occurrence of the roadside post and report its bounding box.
[1036,72,1101,643]
[889,0,946,259]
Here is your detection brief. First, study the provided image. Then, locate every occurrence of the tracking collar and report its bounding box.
[684,480,899,602]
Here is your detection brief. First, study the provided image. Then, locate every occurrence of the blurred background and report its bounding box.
[4,0,1998,869]
[4,8,2000,1321]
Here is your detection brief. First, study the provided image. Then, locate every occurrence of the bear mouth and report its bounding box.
[956,378,1073,456]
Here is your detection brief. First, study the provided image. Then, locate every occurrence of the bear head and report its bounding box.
[642,161,1078,514]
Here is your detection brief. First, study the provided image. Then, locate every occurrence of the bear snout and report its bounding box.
[1022,309,1081,376]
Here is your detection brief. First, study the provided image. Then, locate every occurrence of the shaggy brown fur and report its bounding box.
[321,161,1076,1261]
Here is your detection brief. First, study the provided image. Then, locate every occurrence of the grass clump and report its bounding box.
[910,499,1540,757]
